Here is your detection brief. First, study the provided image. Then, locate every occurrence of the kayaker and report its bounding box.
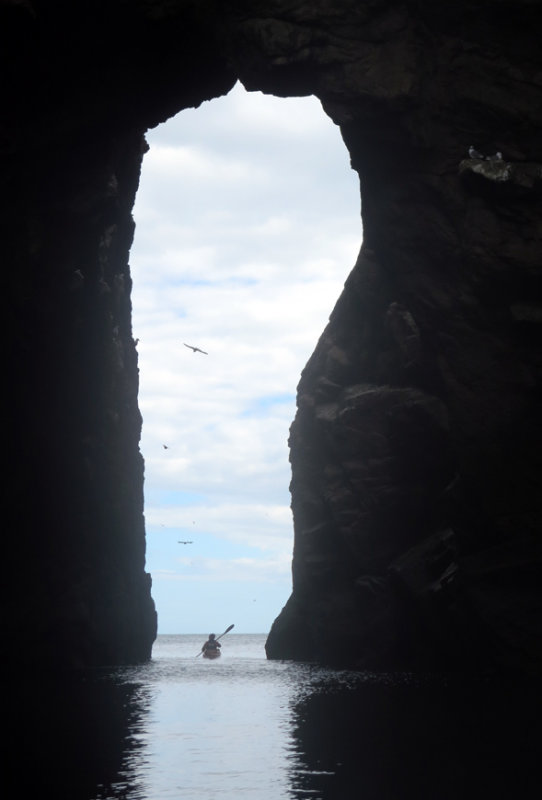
[201,633,221,656]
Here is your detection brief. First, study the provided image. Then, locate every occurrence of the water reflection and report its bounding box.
[4,639,541,800]
[288,671,541,799]
[5,671,152,799]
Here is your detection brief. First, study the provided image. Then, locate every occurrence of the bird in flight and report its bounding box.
[184,343,208,355]
[178,540,193,545]
[163,444,169,449]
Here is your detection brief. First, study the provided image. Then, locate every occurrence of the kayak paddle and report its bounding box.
[195,623,234,657]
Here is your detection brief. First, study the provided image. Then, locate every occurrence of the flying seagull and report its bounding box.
[178,540,193,545]
[468,146,484,159]
[184,343,208,355]
[163,444,169,449]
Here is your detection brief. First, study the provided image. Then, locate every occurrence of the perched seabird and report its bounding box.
[184,343,208,355]
[468,146,484,159]
[486,152,503,162]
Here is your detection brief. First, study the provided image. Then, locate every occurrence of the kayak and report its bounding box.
[202,649,221,660]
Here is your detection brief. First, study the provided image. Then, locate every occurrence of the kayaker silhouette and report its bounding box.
[195,624,234,658]
[201,633,221,659]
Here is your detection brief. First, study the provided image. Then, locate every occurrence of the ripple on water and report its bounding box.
[6,634,541,799]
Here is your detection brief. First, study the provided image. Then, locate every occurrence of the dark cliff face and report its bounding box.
[2,0,236,670]
[3,0,541,673]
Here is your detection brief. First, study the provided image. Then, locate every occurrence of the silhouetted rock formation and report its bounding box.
[3,1,541,673]
[2,0,236,671]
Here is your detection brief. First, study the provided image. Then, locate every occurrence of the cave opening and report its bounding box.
[130,82,362,635]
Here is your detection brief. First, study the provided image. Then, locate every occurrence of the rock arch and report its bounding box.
[3,1,541,673]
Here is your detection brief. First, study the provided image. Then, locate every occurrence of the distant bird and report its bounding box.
[184,343,208,355]
[163,444,169,449]
[468,146,484,159]
[486,152,503,162]
[178,541,193,545]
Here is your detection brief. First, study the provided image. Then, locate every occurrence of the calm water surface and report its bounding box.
[5,634,540,799]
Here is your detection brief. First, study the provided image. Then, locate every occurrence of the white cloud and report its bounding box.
[130,82,362,632]
[154,555,292,584]
[145,143,268,183]
[146,502,293,547]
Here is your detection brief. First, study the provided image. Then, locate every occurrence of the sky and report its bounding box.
[130,81,362,635]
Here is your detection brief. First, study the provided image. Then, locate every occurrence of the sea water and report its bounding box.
[5,633,540,799]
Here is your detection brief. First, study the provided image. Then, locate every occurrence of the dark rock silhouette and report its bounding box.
[3,0,542,675]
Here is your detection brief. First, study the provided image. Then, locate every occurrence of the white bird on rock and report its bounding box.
[468,146,484,159]
[486,152,503,161]
[184,343,208,355]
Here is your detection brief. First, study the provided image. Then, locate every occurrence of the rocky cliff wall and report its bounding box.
[3,0,541,673]
[2,0,236,670]
[237,0,542,672]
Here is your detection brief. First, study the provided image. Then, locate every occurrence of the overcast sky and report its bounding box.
[130,81,362,635]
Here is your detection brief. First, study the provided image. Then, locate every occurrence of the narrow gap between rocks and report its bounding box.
[130,82,362,636]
